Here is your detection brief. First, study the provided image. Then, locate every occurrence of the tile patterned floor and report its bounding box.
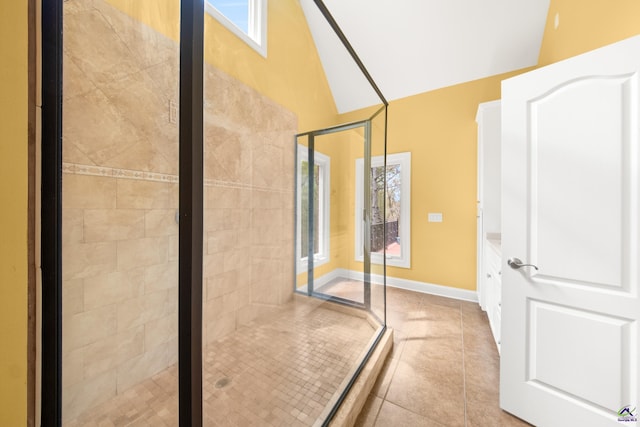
[65,286,529,426]
[65,296,376,426]
[355,288,532,427]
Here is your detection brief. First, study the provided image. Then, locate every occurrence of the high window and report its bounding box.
[297,146,330,273]
[355,152,411,268]
[206,0,267,56]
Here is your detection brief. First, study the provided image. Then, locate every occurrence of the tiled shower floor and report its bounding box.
[65,296,378,426]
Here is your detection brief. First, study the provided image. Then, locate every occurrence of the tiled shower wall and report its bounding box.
[62,0,296,420]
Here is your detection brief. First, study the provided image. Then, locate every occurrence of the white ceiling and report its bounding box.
[300,0,551,113]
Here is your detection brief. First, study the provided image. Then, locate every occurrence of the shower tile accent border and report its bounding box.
[63,162,291,193]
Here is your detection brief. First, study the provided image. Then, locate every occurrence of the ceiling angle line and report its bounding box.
[312,0,388,106]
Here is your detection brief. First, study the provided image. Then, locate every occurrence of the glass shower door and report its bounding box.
[295,122,373,309]
[61,1,180,424]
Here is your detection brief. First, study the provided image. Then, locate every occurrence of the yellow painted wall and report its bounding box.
[538,0,640,66]
[106,0,338,131]
[334,0,640,292]
[339,73,527,290]
[0,1,29,425]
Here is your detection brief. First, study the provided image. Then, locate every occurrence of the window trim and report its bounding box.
[355,152,411,269]
[205,0,268,57]
[296,145,331,273]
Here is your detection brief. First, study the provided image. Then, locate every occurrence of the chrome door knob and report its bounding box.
[507,257,539,270]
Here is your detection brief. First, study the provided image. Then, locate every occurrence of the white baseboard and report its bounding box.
[311,268,478,303]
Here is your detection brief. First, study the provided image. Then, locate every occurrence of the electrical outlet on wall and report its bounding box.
[428,212,443,222]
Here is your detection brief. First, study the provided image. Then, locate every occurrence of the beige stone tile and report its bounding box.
[117,179,171,209]
[62,143,95,165]
[62,241,117,280]
[466,399,532,427]
[252,144,283,190]
[204,125,251,184]
[62,208,84,245]
[62,368,117,422]
[251,189,282,210]
[104,138,177,175]
[401,335,463,369]
[251,279,282,305]
[206,186,249,210]
[371,353,401,398]
[63,88,142,166]
[63,8,141,87]
[374,401,445,427]
[63,174,117,209]
[223,248,246,273]
[83,208,145,242]
[206,270,237,300]
[63,279,84,316]
[83,268,144,310]
[202,253,224,279]
[204,311,236,343]
[63,0,95,15]
[63,51,96,100]
[236,304,258,326]
[251,207,283,230]
[168,182,179,208]
[100,69,177,155]
[354,395,383,427]
[91,0,177,71]
[223,208,252,232]
[144,314,178,350]
[117,236,169,271]
[116,288,177,332]
[64,305,118,352]
[82,334,119,379]
[116,338,178,392]
[145,209,178,237]
[62,348,84,389]
[385,360,465,427]
[204,208,226,232]
[115,325,145,366]
[207,229,237,254]
[168,234,178,262]
[144,261,178,293]
[145,58,179,102]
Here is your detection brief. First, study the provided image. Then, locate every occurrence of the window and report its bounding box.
[355,152,411,268]
[206,0,267,57]
[297,145,330,273]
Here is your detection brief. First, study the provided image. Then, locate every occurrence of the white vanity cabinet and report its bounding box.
[476,100,502,353]
[484,236,502,353]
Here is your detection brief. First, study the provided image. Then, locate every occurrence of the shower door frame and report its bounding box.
[294,118,374,310]
[40,0,205,425]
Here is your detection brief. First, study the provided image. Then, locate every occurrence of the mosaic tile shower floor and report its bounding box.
[65,296,376,426]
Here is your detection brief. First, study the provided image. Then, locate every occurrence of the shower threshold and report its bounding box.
[65,294,387,426]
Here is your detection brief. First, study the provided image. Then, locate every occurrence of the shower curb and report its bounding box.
[329,327,394,427]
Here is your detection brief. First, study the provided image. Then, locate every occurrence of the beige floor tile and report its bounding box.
[358,287,524,427]
[374,401,446,426]
[385,360,465,427]
[354,395,383,427]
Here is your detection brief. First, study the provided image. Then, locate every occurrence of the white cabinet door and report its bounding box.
[500,36,640,426]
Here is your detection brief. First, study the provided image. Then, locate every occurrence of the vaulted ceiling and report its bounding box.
[300,0,551,113]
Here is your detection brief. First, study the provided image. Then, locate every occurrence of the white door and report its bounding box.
[500,36,640,426]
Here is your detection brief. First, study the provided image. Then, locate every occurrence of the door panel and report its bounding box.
[530,75,633,290]
[528,300,633,411]
[501,35,640,427]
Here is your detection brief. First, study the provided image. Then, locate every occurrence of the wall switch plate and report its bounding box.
[428,212,443,222]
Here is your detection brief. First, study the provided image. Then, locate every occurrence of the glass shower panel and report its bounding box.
[61,0,179,424]
[369,108,388,324]
[311,128,368,306]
